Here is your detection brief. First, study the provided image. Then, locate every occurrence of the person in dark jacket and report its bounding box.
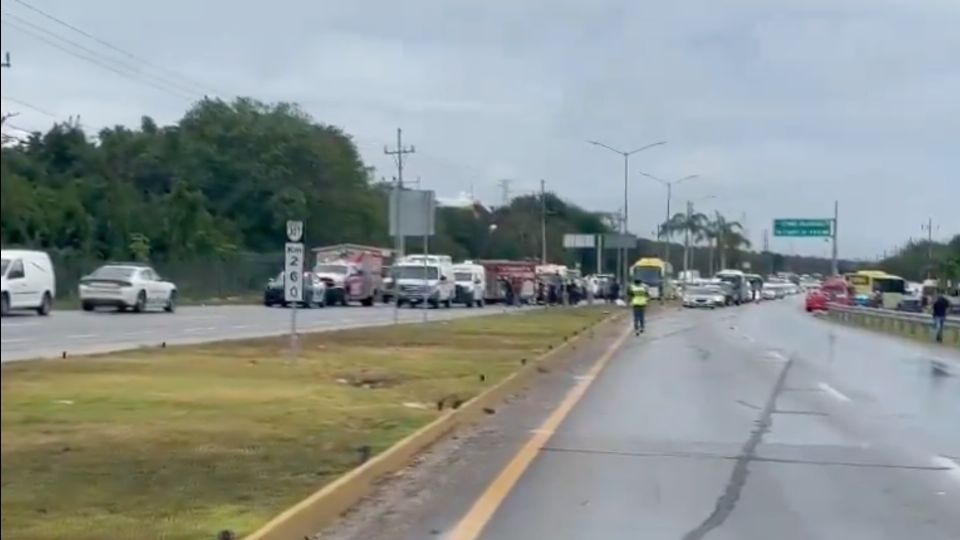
[932,292,950,343]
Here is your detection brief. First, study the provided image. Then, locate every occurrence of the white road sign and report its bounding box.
[284,242,305,302]
[286,220,304,242]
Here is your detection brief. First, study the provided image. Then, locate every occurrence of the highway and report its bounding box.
[322,297,960,540]
[0,304,526,362]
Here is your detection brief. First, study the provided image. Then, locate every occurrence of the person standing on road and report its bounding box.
[932,291,950,343]
[629,279,649,335]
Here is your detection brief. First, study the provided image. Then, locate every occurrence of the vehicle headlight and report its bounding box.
[714,296,724,303]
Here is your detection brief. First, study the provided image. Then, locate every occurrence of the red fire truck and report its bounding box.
[312,244,391,306]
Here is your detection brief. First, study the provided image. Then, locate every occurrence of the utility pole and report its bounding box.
[922,218,938,278]
[830,200,839,276]
[1,53,13,135]
[384,128,415,258]
[540,179,547,264]
[497,179,513,207]
[683,200,693,275]
[663,183,673,266]
[763,228,771,276]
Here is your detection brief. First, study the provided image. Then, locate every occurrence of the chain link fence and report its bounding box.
[48,250,282,302]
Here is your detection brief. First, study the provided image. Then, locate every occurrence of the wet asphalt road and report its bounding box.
[0,303,525,362]
[473,298,960,540]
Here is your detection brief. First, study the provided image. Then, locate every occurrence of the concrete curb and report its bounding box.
[245,309,627,540]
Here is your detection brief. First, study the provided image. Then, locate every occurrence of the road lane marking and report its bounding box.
[448,323,632,540]
[818,382,852,402]
[1,338,29,344]
[230,325,251,330]
[66,334,99,340]
[183,327,216,334]
[932,456,960,482]
[766,351,789,362]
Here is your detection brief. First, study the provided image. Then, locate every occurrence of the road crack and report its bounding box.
[682,355,795,540]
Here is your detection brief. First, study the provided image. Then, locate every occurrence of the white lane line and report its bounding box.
[230,325,251,330]
[818,382,852,403]
[743,335,756,343]
[931,456,960,482]
[66,334,99,340]
[182,326,216,334]
[1,338,29,344]
[0,321,40,328]
[762,351,788,362]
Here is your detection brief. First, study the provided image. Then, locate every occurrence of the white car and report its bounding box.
[682,286,727,308]
[79,264,177,313]
[761,286,779,301]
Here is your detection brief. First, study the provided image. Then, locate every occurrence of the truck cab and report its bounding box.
[312,244,389,306]
[394,255,456,308]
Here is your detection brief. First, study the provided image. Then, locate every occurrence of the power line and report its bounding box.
[2,95,57,118]
[1,13,198,101]
[11,0,220,97]
[1,19,194,102]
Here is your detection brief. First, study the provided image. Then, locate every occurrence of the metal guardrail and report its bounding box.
[826,303,960,347]
[827,304,960,327]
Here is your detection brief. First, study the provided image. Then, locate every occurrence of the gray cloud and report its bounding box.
[2,0,957,258]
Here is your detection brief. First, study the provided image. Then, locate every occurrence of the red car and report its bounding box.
[806,289,828,312]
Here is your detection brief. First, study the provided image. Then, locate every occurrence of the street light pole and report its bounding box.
[588,139,667,285]
[639,172,700,271]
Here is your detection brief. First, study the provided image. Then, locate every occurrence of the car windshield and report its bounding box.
[632,267,662,285]
[90,266,137,279]
[454,272,474,282]
[315,264,348,275]
[874,278,906,294]
[0,258,9,275]
[718,275,742,286]
[394,266,439,280]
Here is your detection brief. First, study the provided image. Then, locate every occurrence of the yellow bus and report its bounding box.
[844,270,906,309]
[630,257,675,299]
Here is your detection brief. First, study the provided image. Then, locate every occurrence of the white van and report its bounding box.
[1,249,56,316]
[453,262,487,307]
[393,255,456,308]
[715,269,752,305]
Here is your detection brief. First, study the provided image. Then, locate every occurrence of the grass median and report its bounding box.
[1,306,611,540]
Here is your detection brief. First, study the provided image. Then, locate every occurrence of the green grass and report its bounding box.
[1,307,610,540]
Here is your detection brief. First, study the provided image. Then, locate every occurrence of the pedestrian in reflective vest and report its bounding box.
[629,279,649,335]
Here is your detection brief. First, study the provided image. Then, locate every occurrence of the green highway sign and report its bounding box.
[773,218,833,237]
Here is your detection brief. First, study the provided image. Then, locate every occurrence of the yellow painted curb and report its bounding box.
[245,309,627,540]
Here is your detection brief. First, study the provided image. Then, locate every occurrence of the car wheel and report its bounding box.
[82,301,95,312]
[133,290,147,313]
[37,292,53,316]
[1,292,10,317]
[361,296,374,307]
[165,291,177,313]
[444,299,452,309]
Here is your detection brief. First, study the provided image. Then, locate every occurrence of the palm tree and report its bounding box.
[706,212,751,271]
[660,210,707,272]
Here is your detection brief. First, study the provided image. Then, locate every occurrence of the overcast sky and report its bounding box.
[2,0,958,259]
